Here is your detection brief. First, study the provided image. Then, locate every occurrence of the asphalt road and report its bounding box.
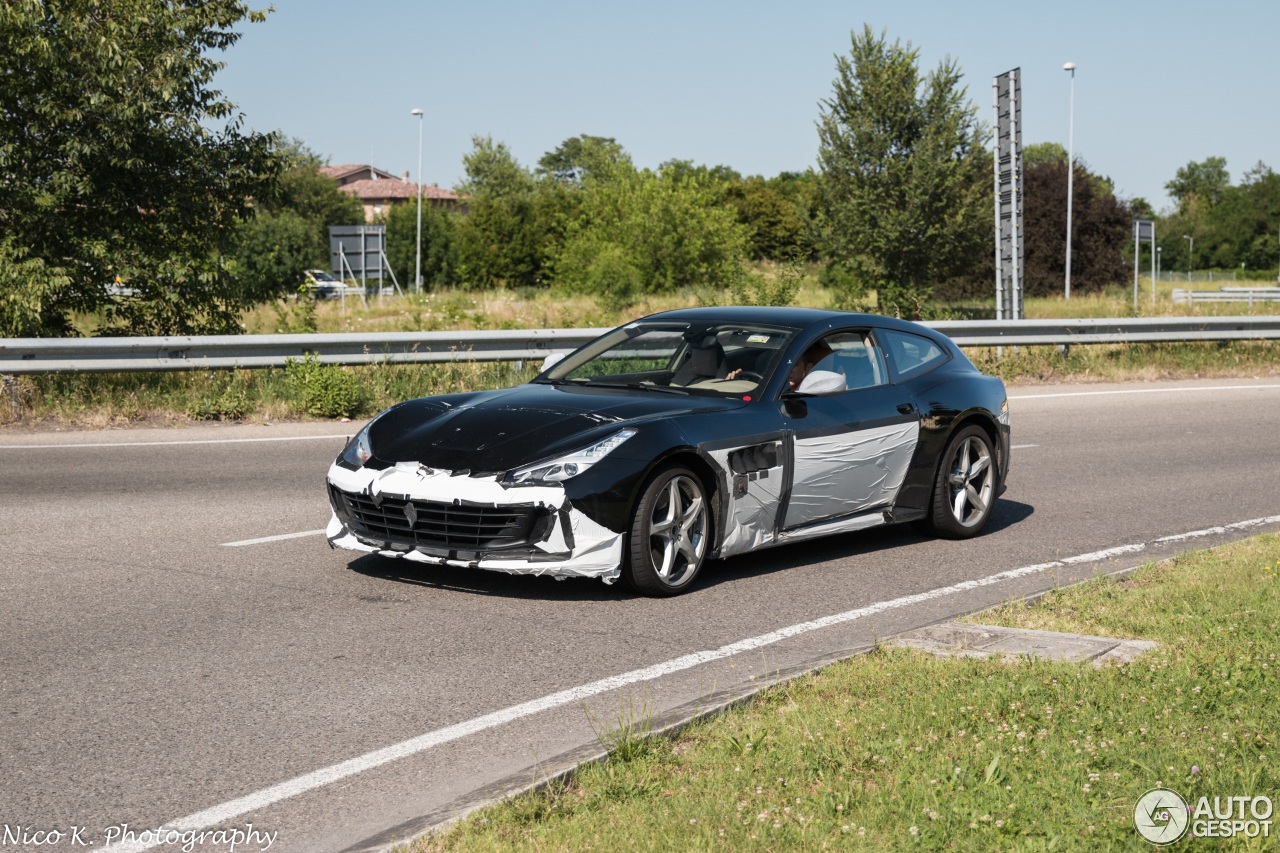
[2,378,1279,852]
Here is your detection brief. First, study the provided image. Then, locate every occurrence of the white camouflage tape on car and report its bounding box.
[706,443,785,557]
[326,462,624,582]
[787,421,918,527]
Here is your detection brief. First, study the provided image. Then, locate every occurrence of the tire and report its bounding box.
[623,465,710,596]
[924,425,997,539]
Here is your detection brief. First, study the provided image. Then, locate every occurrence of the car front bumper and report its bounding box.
[325,461,624,583]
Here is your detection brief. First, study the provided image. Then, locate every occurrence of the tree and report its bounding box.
[1222,163,1280,272]
[454,136,553,288]
[457,136,538,199]
[537,135,631,185]
[1024,142,1067,167]
[384,199,458,290]
[0,0,283,336]
[1166,156,1230,215]
[722,177,814,261]
[1187,161,1279,272]
[230,210,315,303]
[1021,158,1132,296]
[657,159,743,186]
[554,162,751,298]
[224,140,365,302]
[817,26,990,317]
[266,139,365,268]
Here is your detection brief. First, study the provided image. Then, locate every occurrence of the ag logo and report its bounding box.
[1135,788,1190,845]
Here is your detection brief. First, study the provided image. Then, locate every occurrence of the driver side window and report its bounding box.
[809,331,888,392]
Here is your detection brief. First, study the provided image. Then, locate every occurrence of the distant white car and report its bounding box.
[302,270,394,299]
[302,269,346,299]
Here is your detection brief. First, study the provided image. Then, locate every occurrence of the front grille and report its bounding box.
[330,485,552,552]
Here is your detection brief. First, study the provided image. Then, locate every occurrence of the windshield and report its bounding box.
[538,321,797,398]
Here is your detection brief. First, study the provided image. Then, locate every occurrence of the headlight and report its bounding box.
[339,423,374,467]
[507,428,637,484]
[998,398,1010,426]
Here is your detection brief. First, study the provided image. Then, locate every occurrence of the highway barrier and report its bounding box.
[3,317,1280,375]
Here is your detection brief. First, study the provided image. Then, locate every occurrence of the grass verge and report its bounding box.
[0,360,543,429]
[408,536,1280,851]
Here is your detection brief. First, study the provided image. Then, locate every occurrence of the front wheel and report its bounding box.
[924,425,997,539]
[624,465,709,596]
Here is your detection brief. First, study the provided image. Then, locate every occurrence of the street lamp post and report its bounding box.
[1063,62,1076,301]
[411,107,424,291]
[1182,234,1194,282]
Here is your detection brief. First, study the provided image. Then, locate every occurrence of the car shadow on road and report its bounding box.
[698,499,1036,591]
[346,553,628,602]
[346,499,1035,602]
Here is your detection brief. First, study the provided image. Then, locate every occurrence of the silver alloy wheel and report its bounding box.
[945,434,994,528]
[647,474,707,586]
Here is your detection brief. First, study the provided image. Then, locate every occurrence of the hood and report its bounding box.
[367,383,743,474]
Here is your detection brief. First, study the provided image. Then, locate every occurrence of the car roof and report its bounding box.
[639,306,937,337]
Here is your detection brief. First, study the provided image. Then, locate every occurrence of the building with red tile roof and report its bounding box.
[320,164,465,222]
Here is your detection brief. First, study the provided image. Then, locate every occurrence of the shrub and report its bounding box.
[185,370,253,421]
[285,354,365,418]
[730,261,802,307]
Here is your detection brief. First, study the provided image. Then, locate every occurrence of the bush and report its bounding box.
[581,245,642,312]
[729,261,802,307]
[269,293,318,334]
[285,354,365,418]
[818,260,870,310]
[184,370,253,421]
[555,166,751,296]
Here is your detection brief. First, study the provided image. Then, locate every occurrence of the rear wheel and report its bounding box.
[624,465,709,596]
[924,425,997,539]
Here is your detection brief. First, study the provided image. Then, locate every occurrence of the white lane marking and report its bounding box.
[0,434,350,450]
[222,530,326,547]
[1010,443,1039,449]
[1059,543,1147,565]
[1154,515,1280,545]
[108,512,1280,852]
[1010,383,1280,401]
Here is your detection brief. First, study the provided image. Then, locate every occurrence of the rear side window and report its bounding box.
[880,330,948,379]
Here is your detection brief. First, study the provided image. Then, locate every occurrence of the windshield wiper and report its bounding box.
[584,381,689,395]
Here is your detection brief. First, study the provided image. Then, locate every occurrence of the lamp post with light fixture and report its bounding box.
[1063,61,1076,301]
[411,107,424,291]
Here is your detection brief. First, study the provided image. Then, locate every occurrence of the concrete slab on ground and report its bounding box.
[891,622,1158,667]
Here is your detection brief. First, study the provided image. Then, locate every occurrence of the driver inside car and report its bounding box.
[784,340,834,390]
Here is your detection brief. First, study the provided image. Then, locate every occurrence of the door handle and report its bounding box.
[897,403,916,415]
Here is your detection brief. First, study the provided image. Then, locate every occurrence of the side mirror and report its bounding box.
[541,352,567,372]
[795,369,846,396]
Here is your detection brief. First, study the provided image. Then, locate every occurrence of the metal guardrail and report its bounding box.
[1173,287,1280,305]
[2,317,1279,374]
[929,316,1280,347]
[0,328,609,375]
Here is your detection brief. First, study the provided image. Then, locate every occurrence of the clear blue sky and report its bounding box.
[215,0,1278,212]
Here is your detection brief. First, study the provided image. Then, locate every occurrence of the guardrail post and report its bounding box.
[1,374,19,420]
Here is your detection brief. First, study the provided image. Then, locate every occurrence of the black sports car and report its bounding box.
[326,307,1010,596]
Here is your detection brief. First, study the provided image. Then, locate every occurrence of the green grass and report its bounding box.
[0,360,542,429]
[7,276,1279,429]
[408,537,1280,852]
